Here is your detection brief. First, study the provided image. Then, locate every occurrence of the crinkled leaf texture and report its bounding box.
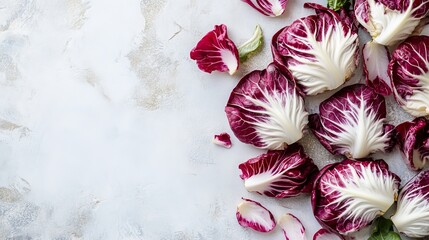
[390,36,429,117]
[241,0,288,17]
[355,0,429,46]
[395,117,429,170]
[313,229,343,240]
[190,24,239,75]
[278,213,306,240]
[213,132,232,148]
[368,217,401,240]
[271,3,359,95]
[225,63,308,150]
[312,159,400,235]
[308,84,394,159]
[236,198,276,232]
[238,25,264,63]
[363,41,392,96]
[392,170,429,238]
[239,144,319,198]
[328,0,350,11]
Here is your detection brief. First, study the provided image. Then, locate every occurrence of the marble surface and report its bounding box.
[0,0,418,239]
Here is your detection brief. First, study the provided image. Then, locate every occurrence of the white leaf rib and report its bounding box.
[323,164,397,225]
[320,94,390,158]
[287,20,358,95]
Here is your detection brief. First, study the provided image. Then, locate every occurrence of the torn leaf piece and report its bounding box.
[190,24,239,75]
[238,25,263,63]
[363,41,392,96]
[236,198,276,232]
[278,213,307,240]
[213,132,232,148]
[241,0,288,17]
[313,229,343,240]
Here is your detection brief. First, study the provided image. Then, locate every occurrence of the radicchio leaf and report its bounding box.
[312,159,400,235]
[213,133,232,148]
[328,0,351,11]
[391,170,429,238]
[278,213,306,240]
[363,41,392,96]
[355,0,429,46]
[313,229,343,240]
[225,63,308,150]
[238,25,264,63]
[236,198,276,232]
[241,0,288,17]
[395,117,429,170]
[308,84,394,159]
[190,24,239,75]
[389,36,429,117]
[239,144,319,198]
[271,3,359,95]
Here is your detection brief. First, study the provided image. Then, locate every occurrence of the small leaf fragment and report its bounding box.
[313,229,343,240]
[238,25,263,63]
[236,198,276,232]
[213,132,232,148]
[327,0,350,11]
[368,217,401,240]
[278,213,307,240]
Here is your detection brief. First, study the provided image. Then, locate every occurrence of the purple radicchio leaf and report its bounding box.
[313,228,343,240]
[312,159,400,235]
[236,198,276,232]
[395,117,429,170]
[225,63,308,150]
[241,0,288,17]
[389,36,429,117]
[278,213,306,240]
[355,0,429,46]
[239,143,319,198]
[190,24,239,75]
[213,132,232,148]
[308,84,395,159]
[391,169,429,238]
[363,41,392,96]
[271,3,359,95]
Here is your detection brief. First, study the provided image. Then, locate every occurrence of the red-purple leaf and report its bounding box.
[395,117,429,170]
[278,213,307,240]
[239,144,319,198]
[312,159,400,235]
[363,41,392,96]
[392,169,429,237]
[236,198,276,232]
[271,3,359,95]
[355,0,429,46]
[190,24,239,75]
[213,132,232,148]
[308,84,394,159]
[241,0,288,17]
[313,229,343,240]
[225,63,308,150]
[389,36,429,117]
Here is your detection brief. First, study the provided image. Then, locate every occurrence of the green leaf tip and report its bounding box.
[238,25,263,63]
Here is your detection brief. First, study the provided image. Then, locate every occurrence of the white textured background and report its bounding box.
[0,0,417,239]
